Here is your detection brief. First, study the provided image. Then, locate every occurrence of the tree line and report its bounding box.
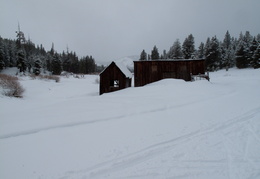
[0,29,105,75]
[139,31,260,71]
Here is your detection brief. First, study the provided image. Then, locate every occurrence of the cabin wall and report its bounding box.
[100,63,129,95]
[134,60,205,87]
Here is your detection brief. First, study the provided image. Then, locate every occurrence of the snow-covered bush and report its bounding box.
[0,74,24,97]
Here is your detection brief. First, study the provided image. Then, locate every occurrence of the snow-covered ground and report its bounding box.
[0,68,260,179]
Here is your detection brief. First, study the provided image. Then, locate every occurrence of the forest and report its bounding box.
[0,28,105,75]
[140,31,260,71]
[0,30,259,75]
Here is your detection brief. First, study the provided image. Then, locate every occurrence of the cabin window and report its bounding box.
[110,80,119,87]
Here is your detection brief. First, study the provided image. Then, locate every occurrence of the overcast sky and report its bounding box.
[1,0,259,63]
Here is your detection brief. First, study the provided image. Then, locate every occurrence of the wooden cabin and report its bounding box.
[134,59,206,87]
[99,61,132,95]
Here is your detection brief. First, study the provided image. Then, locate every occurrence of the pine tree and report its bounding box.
[8,40,17,67]
[205,36,221,71]
[257,34,260,43]
[139,49,147,61]
[0,50,5,71]
[168,39,183,59]
[182,34,195,59]
[235,43,247,68]
[252,44,260,69]
[223,31,231,49]
[17,49,26,73]
[33,57,41,75]
[151,46,159,60]
[15,25,28,73]
[62,51,71,72]
[50,43,55,56]
[51,53,62,75]
[197,42,204,59]
[70,52,79,73]
[78,59,86,74]
[0,39,5,71]
[220,31,233,70]
[85,55,96,74]
[249,38,258,66]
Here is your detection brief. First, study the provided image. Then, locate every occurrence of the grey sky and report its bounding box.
[1,0,259,63]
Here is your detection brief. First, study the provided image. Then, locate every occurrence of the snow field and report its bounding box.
[0,68,260,179]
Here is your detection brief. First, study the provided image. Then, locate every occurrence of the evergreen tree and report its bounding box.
[205,36,221,71]
[70,52,79,73]
[168,39,183,59]
[46,53,53,72]
[235,31,252,68]
[0,39,5,71]
[220,31,233,70]
[8,40,17,67]
[257,34,260,43]
[151,46,159,60]
[27,55,34,73]
[17,49,26,73]
[182,34,195,59]
[79,59,86,74]
[252,44,260,69]
[62,51,71,72]
[85,56,96,74]
[235,43,247,68]
[0,51,5,71]
[51,53,62,75]
[15,25,28,73]
[223,31,231,49]
[222,46,233,70]
[33,57,41,75]
[3,42,10,67]
[249,38,258,66]
[139,49,147,61]
[197,42,204,59]
[50,43,55,56]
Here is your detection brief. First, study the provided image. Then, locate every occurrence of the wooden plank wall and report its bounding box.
[100,62,128,95]
[134,60,205,87]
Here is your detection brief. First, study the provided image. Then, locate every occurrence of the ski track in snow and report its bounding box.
[60,107,260,179]
[0,89,227,140]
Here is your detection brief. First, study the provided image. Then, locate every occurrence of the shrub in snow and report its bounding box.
[42,75,60,83]
[0,74,24,97]
[29,74,60,83]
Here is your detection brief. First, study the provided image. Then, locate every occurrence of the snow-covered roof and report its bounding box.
[100,61,132,78]
[115,61,132,78]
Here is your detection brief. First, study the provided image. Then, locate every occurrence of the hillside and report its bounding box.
[0,68,260,179]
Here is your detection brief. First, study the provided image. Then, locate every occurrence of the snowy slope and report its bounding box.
[0,68,260,179]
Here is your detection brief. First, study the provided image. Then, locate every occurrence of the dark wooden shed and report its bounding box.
[99,61,132,95]
[134,59,206,87]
